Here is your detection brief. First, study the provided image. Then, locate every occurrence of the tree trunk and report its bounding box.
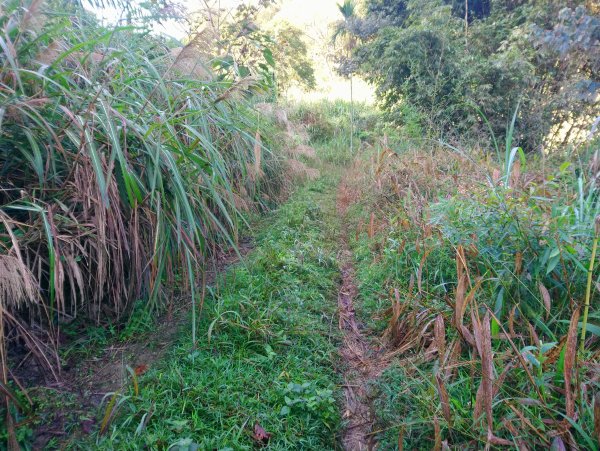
[465,0,469,46]
[350,76,354,154]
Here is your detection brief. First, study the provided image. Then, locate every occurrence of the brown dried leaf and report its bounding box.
[385,288,408,342]
[473,311,494,431]
[460,280,483,348]
[528,322,541,348]
[253,130,263,179]
[538,282,551,319]
[435,373,452,427]
[252,422,271,445]
[564,309,580,419]
[471,308,484,358]
[454,246,475,346]
[398,238,406,254]
[398,425,405,451]
[408,273,415,295]
[435,314,446,365]
[508,305,517,338]
[456,245,467,288]
[488,432,513,446]
[511,160,521,188]
[544,335,567,367]
[134,364,148,376]
[515,252,523,275]
[434,416,442,451]
[474,381,485,426]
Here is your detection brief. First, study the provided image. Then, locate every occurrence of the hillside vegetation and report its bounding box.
[1,0,600,449]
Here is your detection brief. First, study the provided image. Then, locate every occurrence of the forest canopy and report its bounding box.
[346,0,599,151]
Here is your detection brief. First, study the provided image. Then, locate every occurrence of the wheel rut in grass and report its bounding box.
[336,178,389,451]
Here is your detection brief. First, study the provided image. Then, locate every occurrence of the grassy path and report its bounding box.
[74,176,349,450]
[44,158,401,450]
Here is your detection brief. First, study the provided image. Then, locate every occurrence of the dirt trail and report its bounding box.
[336,180,387,451]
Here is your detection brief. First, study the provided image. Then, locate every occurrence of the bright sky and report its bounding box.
[91,0,341,41]
[90,0,373,102]
[273,0,374,103]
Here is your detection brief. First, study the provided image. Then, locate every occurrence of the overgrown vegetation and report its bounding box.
[287,99,384,165]
[186,0,317,95]
[68,178,341,450]
[2,0,600,448]
[349,0,599,150]
[343,130,600,447]
[0,0,290,444]
[329,6,600,444]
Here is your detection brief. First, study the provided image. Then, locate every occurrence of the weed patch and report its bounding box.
[342,139,600,448]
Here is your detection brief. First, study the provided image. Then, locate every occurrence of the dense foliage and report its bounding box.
[342,131,600,447]
[189,0,316,95]
[353,0,599,150]
[0,0,283,388]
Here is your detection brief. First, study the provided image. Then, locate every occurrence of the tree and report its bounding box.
[188,1,276,83]
[187,2,315,97]
[333,0,359,153]
[354,0,599,151]
[268,22,316,94]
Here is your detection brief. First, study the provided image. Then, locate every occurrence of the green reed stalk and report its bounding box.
[580,218,600,353]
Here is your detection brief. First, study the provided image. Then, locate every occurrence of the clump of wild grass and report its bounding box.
[0,0,282,421]
[348,135,600,448]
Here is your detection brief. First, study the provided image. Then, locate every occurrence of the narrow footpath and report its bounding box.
[336,178,390,451]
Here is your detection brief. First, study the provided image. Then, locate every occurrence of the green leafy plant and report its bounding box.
[280,381,337,426]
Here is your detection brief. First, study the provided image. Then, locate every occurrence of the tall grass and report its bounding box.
[344,130,600,447]
[0,0,281,387]
[287,99,380,165]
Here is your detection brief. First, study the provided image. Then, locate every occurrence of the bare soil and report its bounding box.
[336,179,389,451]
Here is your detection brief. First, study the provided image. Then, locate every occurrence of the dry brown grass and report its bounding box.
[342,137,600,447]
[286,159,320,181]
[0,256,39,310]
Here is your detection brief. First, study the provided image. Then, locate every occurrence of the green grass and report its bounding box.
[60,177,343,450]
[339,139,600,449]
[286,99,385,165]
